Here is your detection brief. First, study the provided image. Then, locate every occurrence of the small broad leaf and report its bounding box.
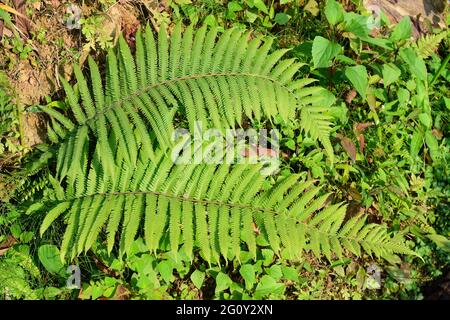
[254,275,284,298]
[425,130,439,162]
[281,266,299,282]
[343,12,371,37]
[274,13,290,25]
[285,139,296,151]
[252,0,269,14]
[311,36,342,69]
[38,245,66,276]
[399,47,427,81]
[410,129,423,158]
[239,264,256,289]
[304,0,319,16]
[390,16,412,42]
[204,14,217,27]
[267,265,283,280]
[418,113,432,129]
[345,65,368,99]
[43,287,62,299]
[156,260,175,283]
[324,0,345,26]
[382,63,401,87]
[190,270,205,289]
[245,10,258,23]
[227,1,243,12]
[215,272,232,292]
[92,286,104,300]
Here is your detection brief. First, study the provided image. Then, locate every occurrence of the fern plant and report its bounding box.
[34,23,417,263]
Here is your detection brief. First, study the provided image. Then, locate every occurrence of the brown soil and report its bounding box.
[0,1,143,148]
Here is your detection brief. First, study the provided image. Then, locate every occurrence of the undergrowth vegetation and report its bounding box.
[0,0,449,300]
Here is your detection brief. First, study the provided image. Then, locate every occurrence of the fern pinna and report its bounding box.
[34,23,417,263]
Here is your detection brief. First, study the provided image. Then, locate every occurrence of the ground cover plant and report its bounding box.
[0,0,449,300]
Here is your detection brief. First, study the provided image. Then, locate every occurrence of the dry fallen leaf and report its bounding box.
[357,134,366,154]
[12,0,31,37]
[242,145,277,158]
[304,0,319,16]
[345,90,357,104]
[337,134,357,162]
[0,235,17,256]
[91,254,120,278]
[114,285,130,300]
[354,122,373,133]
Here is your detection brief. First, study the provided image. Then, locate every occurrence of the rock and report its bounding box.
[364,0,448,37]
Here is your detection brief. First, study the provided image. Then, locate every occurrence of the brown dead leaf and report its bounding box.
[337,135,357,162]
[357,134,366,154]
[106,3,140,41]
[242,145,278,158]
[354,122,374,133]
[0,235,17,249]
[91,254,120,278]
[12,0,31,37]
[345,90,357,104]
[124,20,140,48]
[0,235,17,256]
[342,0,357,11]
[114,285,130,300]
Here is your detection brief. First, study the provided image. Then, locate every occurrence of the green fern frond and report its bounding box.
[38,146,416,263]
[41,23,335,188]
[411,31,448,59]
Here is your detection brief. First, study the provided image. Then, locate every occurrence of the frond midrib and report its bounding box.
[75,71,298,128]
[49,189,400,249]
